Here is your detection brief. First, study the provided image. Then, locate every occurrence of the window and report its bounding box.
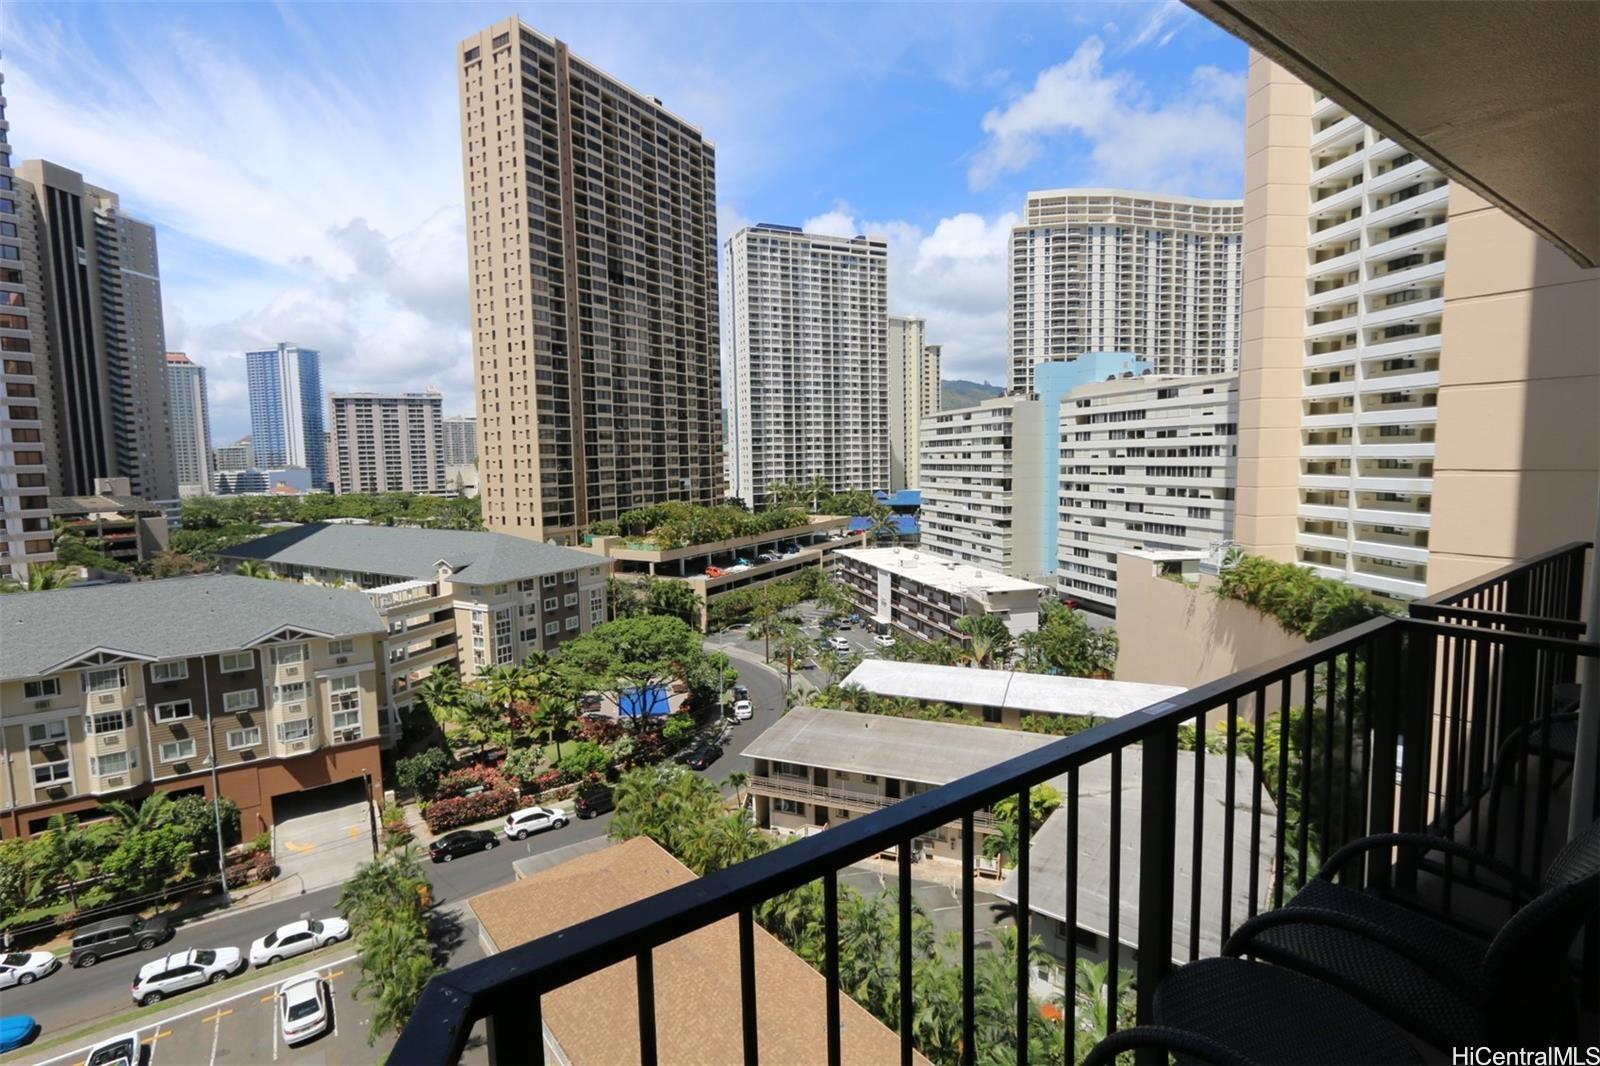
[26,720,67,746]
[544,620,559,636]
[982,706,1003,724]
[544,597,558,612]
[23,678,59,700]
[565,616,579,631]
[775,798,804,815]
[89,751,132,776]
[226,727,262,750]
[273,681,309,707]
[563,570,576,584]
[861,774,879,784]
[494,607,514,664]
[331,677,362,736]
[563,592,578,607]
[150,661,188,683]
[271,643,307,666]
[32,761,69,786]
[88,710,129,734]
[223,689,259,713]
[83,667,124,693]
[589,588,605,627]
[774,761,807,777]
[277,719,314,743]
[220,651,254,673]
[542,574,558,587]
[159,739,197,763]
[493,584,508,595]
[154,700,193,723]
[327,638,354,657]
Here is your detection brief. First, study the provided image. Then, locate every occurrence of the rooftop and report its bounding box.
[0,574,383,679]
[840,660,1185,719]
[741,705,1062,786]
[834,547,1046,596]
[49,494,162,516]
[468,836,906,1064]
[217,522,601,585]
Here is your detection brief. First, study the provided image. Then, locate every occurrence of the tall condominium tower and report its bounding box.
[920,396,1049,578]
[17,160,178,499]
[725,224,889,508]
[886,317,940,491]
[165,352,213,497]
[330,391,446,495]
[457,19,720,543]
[1009,189,1243,394]
[442,414,477,466]
[246,343,327,488]
[0,65,55,578]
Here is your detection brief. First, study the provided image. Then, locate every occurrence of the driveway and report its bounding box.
[267,795,377,900]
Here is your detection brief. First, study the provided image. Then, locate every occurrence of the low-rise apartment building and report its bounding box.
[49,480,170,567]
[833,546,1044,643]
[0,575,385,839]
[839,660,1182,728]
[218,524,609,740]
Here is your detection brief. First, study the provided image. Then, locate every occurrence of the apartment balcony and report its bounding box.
[1352,505,1431,530]
[1309,110,1364,152]
[1364,155,1432,198]
[1363,182,1450,231]
[1301,377,1356,400]
[1362,298,1445,331]
[1308,145,1364,187]
[394,541,1600,1065]
[1364,219,1448,262]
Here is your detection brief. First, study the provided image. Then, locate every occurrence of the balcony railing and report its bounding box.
[396,547,1598,1064]
[749,774,998,829]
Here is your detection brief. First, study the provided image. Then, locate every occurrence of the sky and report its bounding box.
[4,1,1247,443]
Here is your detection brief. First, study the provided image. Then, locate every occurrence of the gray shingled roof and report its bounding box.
[0,574,383,680]
[217,523,601,585]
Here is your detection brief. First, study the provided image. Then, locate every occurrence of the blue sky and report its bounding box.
[5,2,1247,442]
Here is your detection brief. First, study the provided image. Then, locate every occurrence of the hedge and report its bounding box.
[423,789,519,833]
[1214,554,1394,640]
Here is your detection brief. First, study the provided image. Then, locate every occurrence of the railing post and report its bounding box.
[1365,626,1402,891]
[1395,623,1435,894]
[1135,717,1179,1050]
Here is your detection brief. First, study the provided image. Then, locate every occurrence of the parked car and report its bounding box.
[0,1015,39,1054]
[429,829,498,863]
[504,804,568,840]
[575,786,615,819]
[873,633,896,648]
[69,913,172,968]
[732,699,754,721]
[0,951,59,989]
[249,918,350,968]
[278,975,332,1046]
[705,566,725,578]
[757,552,780,564]
[131,948,246,1006]
[828,635,852,652]
[686,743,723,770]
[579,692,603,712]
[84,1031,142,1066]
[732,684,749,701]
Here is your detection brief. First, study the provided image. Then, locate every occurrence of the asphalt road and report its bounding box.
[5,651,786,1051]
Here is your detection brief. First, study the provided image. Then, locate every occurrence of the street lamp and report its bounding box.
[202,755,230,905]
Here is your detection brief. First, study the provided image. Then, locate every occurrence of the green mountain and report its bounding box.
[940,378,1005,410]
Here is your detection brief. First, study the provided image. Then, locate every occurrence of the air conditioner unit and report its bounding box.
[335,727,362,744]
[105,775,126,788]
[99,734,117,748]
[96,693,117,706]
[31,698,51,709]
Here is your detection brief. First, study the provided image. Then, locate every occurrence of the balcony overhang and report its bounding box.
[1184,1,1600,267]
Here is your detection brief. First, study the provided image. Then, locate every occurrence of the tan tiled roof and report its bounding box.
[469,836,913,1065]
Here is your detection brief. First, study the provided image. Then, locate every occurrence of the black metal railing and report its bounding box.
[1409,540,1589,636]
[394,574,1596,1064]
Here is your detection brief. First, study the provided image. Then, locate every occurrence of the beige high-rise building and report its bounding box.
[887,317,939,491]
[166,353,213,497]
[1236,52,1600,599]
[457,19,720,543]
[1010,189,1243,394]
[330,391,446,495]
[725,224,888,507]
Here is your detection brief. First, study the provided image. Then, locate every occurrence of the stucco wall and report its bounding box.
[1113,553,1308,689]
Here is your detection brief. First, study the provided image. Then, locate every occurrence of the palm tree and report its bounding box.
[235,561,276,580]
[749,588,782,662]
[417,666,466,726]
[476,662,535,740]
[0,564,77,594]
[340,846,429,929]
[769,619,810,690]
[31,814,92,909]
[102,792,175,832]
[803,475,831,512]
[353,913,438,1045]
[956,615,1015,668]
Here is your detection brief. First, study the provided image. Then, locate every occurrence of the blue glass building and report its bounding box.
[245,343,327,489]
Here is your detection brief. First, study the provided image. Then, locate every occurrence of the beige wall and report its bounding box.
[1427,187,1600,592]
[1113,553,1307,689]
[1235,53,1312,562]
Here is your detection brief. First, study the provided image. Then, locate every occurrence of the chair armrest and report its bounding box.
[1083,1025,1256,1066]
[1319,832,1539,894]
[1223,906,1482,1005]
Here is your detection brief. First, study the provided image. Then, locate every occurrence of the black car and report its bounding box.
[428,829,498,863]
[575,787,615,819]
[686,743,722,771]
[732,684,749,701]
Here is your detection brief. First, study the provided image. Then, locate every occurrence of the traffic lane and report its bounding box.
[425,811,610,908]
[709,653,787,780]
[1,884,351,1038]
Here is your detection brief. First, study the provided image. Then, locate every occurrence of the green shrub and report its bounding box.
[1214,554,1394,640]
[395,748,452,799]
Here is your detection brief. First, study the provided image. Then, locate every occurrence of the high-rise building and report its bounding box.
[165,352,212,497]
[886,317,940,491]
[920,397,1049,579]
[726,224,889,508]
[16,160,178,500]
[458,19,721,543]
[442,414,477,467]
[1057,374,1239,610]
[245,343,326,488]
[213,437,253,473]
[0,65,55,579]
[330,391,446,495]
[1009,189,1244,394]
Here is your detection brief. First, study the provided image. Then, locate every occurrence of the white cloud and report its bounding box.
[970,36,1244,195]
[1118,0,1188,53]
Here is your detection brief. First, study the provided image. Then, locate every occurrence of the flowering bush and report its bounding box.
[225,851,280,886]
[434,765,514,799]
[532,768,572,794]
[577,717,624,745]
[423,789,519,833]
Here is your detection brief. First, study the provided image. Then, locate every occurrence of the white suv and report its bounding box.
[504,804,568,840]
[131,948,246,1005]
[732,699,753,721]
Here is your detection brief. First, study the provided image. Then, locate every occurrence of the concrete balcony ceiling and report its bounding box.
[1186,0,1600,267]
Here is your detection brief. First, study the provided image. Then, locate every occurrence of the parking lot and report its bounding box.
[26,949,371,1066]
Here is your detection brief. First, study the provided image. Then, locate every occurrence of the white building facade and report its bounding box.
[725,224,889,508]
[887,316,939,492]
[1010,190,1243,394]
[329,391,447,495]
[1058,374,1239,610]
[165,352,213,497]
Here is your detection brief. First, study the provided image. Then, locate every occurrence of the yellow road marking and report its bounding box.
[260,993,276,1002]
[142,1030,172,1044]
[281,839,315,853]
[203,1008,234,1024]
[327,970,343,979]
[346,825,361,838]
